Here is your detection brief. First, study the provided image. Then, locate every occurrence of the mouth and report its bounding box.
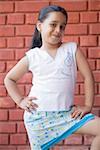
[52,35,61,38]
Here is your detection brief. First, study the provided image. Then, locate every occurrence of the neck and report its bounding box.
[41,42,62,51]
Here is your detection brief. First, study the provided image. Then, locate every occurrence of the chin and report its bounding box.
[50,40,62,45]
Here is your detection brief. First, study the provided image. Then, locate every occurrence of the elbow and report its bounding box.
[4,74,9,87]
[4,74,15,87]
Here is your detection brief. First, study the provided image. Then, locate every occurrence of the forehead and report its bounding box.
[44,11,66,24]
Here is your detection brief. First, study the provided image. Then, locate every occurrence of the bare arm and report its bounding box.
[76,48,94,109]
[72,48,94,119]
[4,56,38,112]
[4,56,29,106]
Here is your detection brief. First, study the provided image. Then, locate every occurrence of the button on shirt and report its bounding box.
[25,42,77,111]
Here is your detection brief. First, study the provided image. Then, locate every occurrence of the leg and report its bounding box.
[75,116,100,150]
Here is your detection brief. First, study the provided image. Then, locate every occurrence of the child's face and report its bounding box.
[38,11,67,46]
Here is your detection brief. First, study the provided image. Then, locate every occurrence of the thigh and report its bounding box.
[75,116,100,136]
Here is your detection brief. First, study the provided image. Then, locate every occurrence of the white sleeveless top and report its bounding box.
[26,42,77,111]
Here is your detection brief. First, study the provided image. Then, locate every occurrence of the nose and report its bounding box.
[55,26,61,34]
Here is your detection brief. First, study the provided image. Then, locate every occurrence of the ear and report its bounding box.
[36,21,42,32]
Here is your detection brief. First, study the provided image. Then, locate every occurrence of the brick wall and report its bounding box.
[0,0,100,150]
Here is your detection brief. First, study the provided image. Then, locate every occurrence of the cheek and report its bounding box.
[41,28,47,36]
[44,28,52,36]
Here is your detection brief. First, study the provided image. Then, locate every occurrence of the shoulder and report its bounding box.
[25,47,40,61]
[62,42,78,55]
[62,42,77,50]
[25,47,39,71]
[26,47,38,56]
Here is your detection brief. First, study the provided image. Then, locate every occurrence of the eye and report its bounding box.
[50,23,56,28]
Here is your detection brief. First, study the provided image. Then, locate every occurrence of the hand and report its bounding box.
[71,105,92,119]
[18,96,38,112]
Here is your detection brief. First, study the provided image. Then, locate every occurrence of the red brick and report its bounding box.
[0,61,6,72]
[0,38,6,48]
[99,84,100,94]
[96,59,100,70]
[75,84,80,95]
[0,97,15,108]
[15,1,49,12]
[89,0,100,10]
[93,71,100,82]
[99,36,100,46]
[88,59,96,70]
[94,95,100,106]
[62,36,79,43]
[15,49,26,60]
[10,134,27,144]
[65,24,87,35]
[52,1,87,11]
[17,122,26,133]
[0,85,7,96]
[53,145,89,150]
[99,12,100,22]
[9,109,24,121]
[80,36,97,46]
[0,74,4,85]
[17,146,30,150]
[0,146,16,150]
[7,14,24,25]
[25,37,32,48]
[0,2,14,13]
[64,134,82,145]
[68,12,79,23]
[74,95,84,106]
[7,37,24,48]
[0,50,14,60]
[0,134,9,144]
[25,13,38,24]
[79,47,87,57]
[80,12,98,23]
[89,24,100,35]
[0,15,6,25]
[0,110,8,121]
[6,61,17,72]
[84,135,94,145]
[16,25,34,36]
[0,122,16,133]
[0,26,14,37]
[88,48,100,59]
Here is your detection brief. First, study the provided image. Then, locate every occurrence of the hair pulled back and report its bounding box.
[30,5,68,49]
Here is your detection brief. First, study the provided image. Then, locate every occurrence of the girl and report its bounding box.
[4,5,100,150]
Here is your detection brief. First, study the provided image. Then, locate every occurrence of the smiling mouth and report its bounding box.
[52,35,61,38]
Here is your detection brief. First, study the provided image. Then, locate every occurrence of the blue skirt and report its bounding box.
[24,108,95,150]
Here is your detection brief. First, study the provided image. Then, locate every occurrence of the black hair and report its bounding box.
[30,5,68,49]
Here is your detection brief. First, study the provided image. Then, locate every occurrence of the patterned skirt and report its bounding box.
[24,108,95,150]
